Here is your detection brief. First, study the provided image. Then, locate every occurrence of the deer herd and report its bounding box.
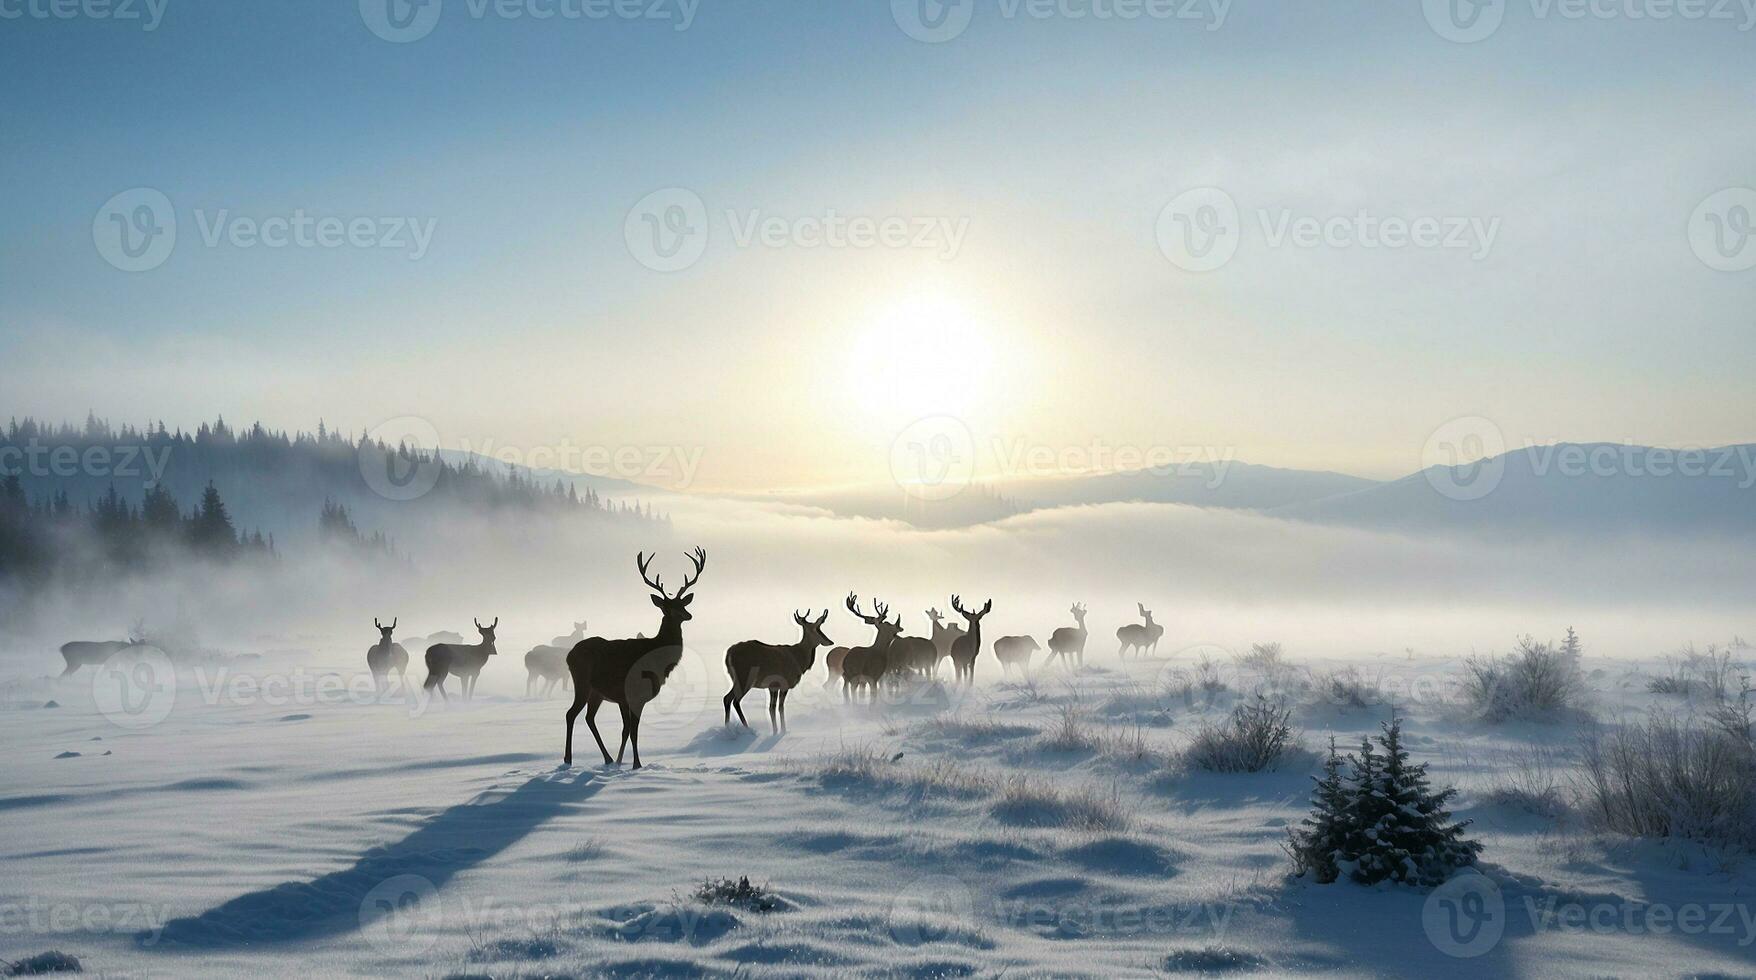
[59,548,1164,773]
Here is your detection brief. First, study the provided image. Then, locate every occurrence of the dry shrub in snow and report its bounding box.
[1581,689,1756,849]
[1460,635,1587,723]
[1185,696,1297,773]
[1234,642,1285,671]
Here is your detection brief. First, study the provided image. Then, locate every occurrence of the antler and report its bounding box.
[374,617,382,629]
[637,551,669,598]
[675,547,707,598]
[390,617,397,630]
[951,594,967,616]
[794,608,809,625]
[846,592,876,623]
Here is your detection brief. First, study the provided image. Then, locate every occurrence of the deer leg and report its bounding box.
[729,685,751,728]
[627,705,644,769]
[564,689,587,765]
[526,672,535,698]
[767,688,778,734]
[615,702,632,765]
[778,689,789,733]
[583,697,613,766]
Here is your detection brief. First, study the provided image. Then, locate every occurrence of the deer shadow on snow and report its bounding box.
[140,768,602,948]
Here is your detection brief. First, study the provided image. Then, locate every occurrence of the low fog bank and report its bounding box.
[2,493,1748,675]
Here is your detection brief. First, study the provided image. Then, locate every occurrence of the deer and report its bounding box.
[1047,603,1089,668]
[58,637,148,676]
[925,607,965,676]
[564,548,706,770]
[887,621,939,683]
[947,595,992,684]
[366,618,409,693]
[840,594,902,703]
[724,609,833,733]
[994,635,1040,678]
[524,621,586,699]
[1116,604,1157,659]
[422,618,498,701]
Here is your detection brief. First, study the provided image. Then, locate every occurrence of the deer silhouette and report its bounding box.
[524,620,586,699]
[366,617,409,693]
[840,593,902,703]
[58,637,147,677]
[947,595,992,684]
[564,548,706,769]
[423,618,498,700]
[994,635,1040,678]
[1047,603,1089,668]
[724,609,832,733]
[1116,604,1157,659]
[925,607,965,676]
[888,620,939,682]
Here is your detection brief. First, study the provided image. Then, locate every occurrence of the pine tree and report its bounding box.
[1285,736,1350,882]
[1560,626,1581,661]
[1302,715,1483,887]
[189,482,238,554]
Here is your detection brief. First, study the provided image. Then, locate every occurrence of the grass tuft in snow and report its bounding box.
[692,876,781,913]
[1162,945,1267,973]
[465,934,563,963]
[3,952,82,976]
[1233,642,1285,671]
[990,774,1129,831]
[565,838,604,862]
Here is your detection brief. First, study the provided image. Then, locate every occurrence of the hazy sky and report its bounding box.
[3,0,1753,491]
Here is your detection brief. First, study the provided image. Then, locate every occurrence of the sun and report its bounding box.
[844,293,994,422]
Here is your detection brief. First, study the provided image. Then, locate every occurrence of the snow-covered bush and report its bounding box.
[1579,702,1756,849]
[1234,642,1285,671]
[1185,696,1296,772]
[1460,635,1587,722]
[1285,717,1482,886]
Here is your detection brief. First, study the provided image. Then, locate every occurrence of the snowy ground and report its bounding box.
[2,637,1754,978]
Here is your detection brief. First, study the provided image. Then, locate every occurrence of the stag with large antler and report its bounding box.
[564,548,706,769]
[839,593,901,704]
[423,617,498,701]
[947,594,992,685]
[724,609,833,733]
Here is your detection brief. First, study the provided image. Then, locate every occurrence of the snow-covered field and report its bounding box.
[3,637,1754,978]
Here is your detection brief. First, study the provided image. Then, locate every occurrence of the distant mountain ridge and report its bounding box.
[1274,442,1756,536]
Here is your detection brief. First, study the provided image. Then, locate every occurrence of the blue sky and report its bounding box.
[2,0,1753,488]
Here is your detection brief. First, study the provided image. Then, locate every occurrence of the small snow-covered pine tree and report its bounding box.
[1285,736,1350,882]
[1289,716,1482,888]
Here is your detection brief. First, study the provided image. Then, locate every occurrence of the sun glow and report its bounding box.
[844,293,995,422]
